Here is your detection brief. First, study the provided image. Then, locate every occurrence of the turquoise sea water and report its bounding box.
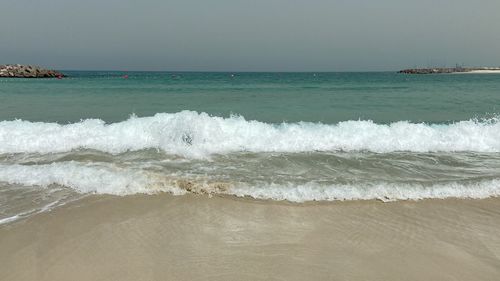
[1,71,500,223]
[1,71,500,123]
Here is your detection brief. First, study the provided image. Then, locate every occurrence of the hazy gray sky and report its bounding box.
[1,0,499,71]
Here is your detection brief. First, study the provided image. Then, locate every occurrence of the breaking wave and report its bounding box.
[1,162,500,202]
[1,111,500,158]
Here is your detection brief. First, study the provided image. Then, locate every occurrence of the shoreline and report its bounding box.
[399,67,500,74]
[2,194,500,281]
[457,69,500,74]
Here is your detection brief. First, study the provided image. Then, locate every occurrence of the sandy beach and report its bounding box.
[3,1,500,280]
[1,195,499,281]
[466,70,500,74]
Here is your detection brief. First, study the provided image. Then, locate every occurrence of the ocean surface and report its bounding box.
[1,71,500,223]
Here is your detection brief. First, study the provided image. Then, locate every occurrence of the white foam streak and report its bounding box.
[1,111,500,157]
[230,181,500,202]
[0,215,20,225]
[1,162,499,202]
[0,162,185,196]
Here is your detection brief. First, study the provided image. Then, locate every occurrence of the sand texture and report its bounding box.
[1,195,500,281]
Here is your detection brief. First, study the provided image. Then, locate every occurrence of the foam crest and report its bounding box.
[229,181,500,202]
[0,162,185,196]
[1,162,500,202]
[1,111,500,157]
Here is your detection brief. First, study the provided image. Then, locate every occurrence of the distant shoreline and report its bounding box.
[399,67,500,74]
[455,69,500,74]
[3,66,500,75]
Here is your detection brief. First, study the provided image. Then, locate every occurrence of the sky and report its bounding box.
[1,0,500,71]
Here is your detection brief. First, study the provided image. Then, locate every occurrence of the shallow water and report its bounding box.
[1,72,500,223]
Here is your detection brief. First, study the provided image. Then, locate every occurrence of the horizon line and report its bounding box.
[57,69,397,73]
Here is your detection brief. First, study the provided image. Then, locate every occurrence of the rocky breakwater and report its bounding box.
[0,64,65,78]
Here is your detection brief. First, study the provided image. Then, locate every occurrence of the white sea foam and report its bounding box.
[0,162,186,196]
[229,181,500,202]
[0,199,73,225]
[1,111,500,157]
[0,215,20,225]
[0,162,499,202]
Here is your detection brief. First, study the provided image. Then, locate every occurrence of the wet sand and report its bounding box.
[1,195,500,281]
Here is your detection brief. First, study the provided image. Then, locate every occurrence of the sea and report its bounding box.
[1,71,500,224]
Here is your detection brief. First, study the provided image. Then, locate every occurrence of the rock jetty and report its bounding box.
[399,67,500,74]
[0,64,65,78]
